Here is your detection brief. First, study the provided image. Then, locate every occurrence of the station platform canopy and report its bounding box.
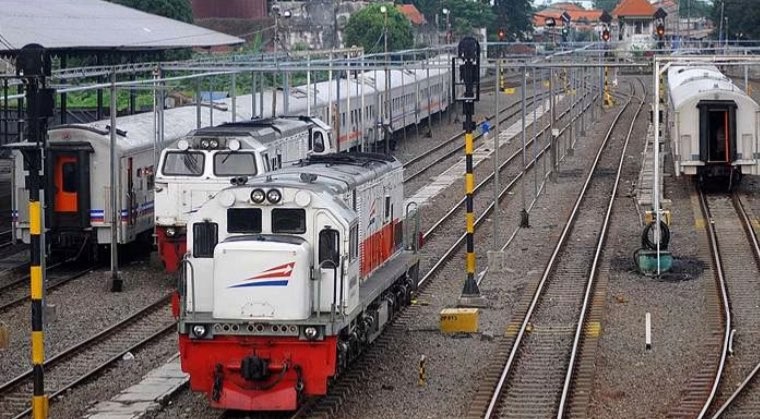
[0,0,243,55]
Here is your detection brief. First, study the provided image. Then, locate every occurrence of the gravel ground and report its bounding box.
[328,81,626,418]
[51,331,178,418]
[0,258,174,384]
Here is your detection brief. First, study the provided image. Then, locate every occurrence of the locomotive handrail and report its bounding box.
[319,259,339,323]
[179,255,196,321]
[405,202,420,253]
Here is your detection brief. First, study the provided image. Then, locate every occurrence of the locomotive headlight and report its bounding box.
[266,189,282,204]
[228,139,241,151]
[250,188,266,203]
[191,324,207,338]
[304,326,318,340]
[209,139,219,149]
[166,227,176,237]
[200,139,210,149]
[177,139,190,151]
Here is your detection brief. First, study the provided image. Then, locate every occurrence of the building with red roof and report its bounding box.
[396,4,427,26]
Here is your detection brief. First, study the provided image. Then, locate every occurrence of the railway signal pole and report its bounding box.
[452,37,485,306]
[15,43,55,419]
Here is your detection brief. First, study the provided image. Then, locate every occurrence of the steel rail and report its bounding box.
[404,92,546,184]
[708,192,760,418]
[556,77,647,418]
[0,262,92,313]
[418,91,598,287]
[482,83,634,419]
[695,189,733,419]
[0,295,174,418]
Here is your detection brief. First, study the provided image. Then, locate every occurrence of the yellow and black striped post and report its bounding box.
[453,37,483,303]
[15,43,54,419]
[603,65,614,108]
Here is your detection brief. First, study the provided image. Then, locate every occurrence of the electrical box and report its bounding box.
[440,308,479,333]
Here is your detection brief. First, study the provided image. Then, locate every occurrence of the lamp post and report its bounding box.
[381,5,391,155]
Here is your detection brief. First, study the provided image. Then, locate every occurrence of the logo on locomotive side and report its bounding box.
[228,262,295,288]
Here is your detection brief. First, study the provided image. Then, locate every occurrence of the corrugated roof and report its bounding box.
[612,0,656,17]
[0,0,243,53]
[396,4,427,26]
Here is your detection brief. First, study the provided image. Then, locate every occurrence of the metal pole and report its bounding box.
[493,59,501,251]
[109,68,121,291]
[272,13,279,118]
[550,67,557,181]
[284,71,290,115]
[384,9,391,155]
[307,56,311,116]
[259,72,264,118]
[654,59,662,275]
[195,77,201,129]
[251,71,256,118]
[520,63,529,228]
[361,57,366,152]
[426,63,432,137]
[231,73,237,122]
[208,77,214,126]
[533,66,539,197]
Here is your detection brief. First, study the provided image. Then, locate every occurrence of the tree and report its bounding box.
[108,0,194,23]
[344,4,414,53]
[593,0,619,12]
[493,0,533,41]
[712,0,760,40]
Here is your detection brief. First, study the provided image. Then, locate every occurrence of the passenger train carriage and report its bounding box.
[667,64,760,185]
[154,116,334,272]
[177,153,421,411]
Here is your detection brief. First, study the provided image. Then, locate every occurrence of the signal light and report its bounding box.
[656,24,665,40]
[602,29,610,42]
[498,29,505,41]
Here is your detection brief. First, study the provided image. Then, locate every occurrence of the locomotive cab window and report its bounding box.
[61,161,78,193]
[272,208,306,234]
[319,229,340,265]
[162,151,204,176]
[227,208,262,233]
[214,152,257,176]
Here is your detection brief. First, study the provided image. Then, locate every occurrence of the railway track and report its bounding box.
[687,191,760,419]
[287,83,603,419]
[0,295,175,419]
[0,261,94,314]
[464,79,645,418]
[402,90,548,184]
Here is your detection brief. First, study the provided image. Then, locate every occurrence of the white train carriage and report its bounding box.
[667,64,760,182]
[9,115,190,258]
[251,56,452,150]
[177,153,420,411]
[154,116,334,272]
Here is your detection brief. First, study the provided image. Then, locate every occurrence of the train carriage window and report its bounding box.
[384,196,391,220]
[272,208,306,234]
[193,222,218,258]
[313,132,325,153]
[227,208,262,233]
[62,162,78,193]
[214,152,257,176]
[319,229,340,265]
[162,151,204,176]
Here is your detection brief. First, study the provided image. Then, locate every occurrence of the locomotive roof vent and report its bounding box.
[300,173,318,183]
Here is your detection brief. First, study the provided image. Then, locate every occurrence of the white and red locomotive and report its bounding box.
[154,116,333,273]
[176,153,420,410]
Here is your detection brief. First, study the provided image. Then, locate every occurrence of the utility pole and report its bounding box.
[109,68,121,292]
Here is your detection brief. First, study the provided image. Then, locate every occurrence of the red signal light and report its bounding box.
[602,29,610,42]
[656,24,665,39]
[498,29,505,41]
